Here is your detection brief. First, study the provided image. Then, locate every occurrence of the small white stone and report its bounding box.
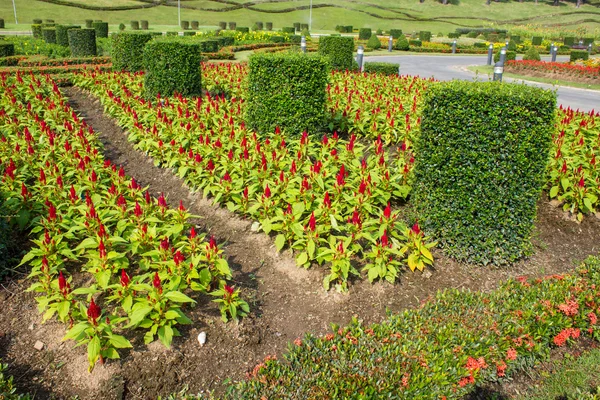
[34,340,45,351]
[198,331,207,346]
[250,222,261,232]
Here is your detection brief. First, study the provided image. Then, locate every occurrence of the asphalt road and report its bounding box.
[364,54,599,112]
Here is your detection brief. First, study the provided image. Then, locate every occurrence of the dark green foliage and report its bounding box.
[119,23,125,31]
[143,38,202,99]
[266,22,273,31]
[523,46,541,61]
[583,37,594,46]
[448,32,461,39]
[473,42,488,48]
[68,28,96,57]
[166,31,178,36]
[253,22,263,30]
[376,29,383,35]
[466,31,478,38]
[42,28,57,44]
[363,62,398,75]
[0,42,15,58]
[511,35,521,44]
[131,20,140,30]
[181,21,190,30]
[219,36,234,46]
[183,31,195,36]
[188,21,197,30]
[345,25,353,33]
[300,23,308,31]
[494,49,516,62]
[507,39,517,51]
[564,36,575,46]
[419,31,432,42]
[141,20,149,30]
[389,29,402,39]
[92,22,108,38]
[0,19,4,29]
[367,35,381,50]
[394,34,409,50]
[246,52,329,137]
[198,39,219,53]
[413,81,556,265]
[111,32,153,72]
[46,19,54,23]
[318,35,354,70]
[282,27,295,34]
[56,25,80,47]
[31,24,42,39]
[457,27,507,35]
[270,35,285,43]
[487,33,499,42]
[408,39,422,47]
[85,19,93,28]
[532,36,543,46]
[570,50,589,62]
[236,27,249,33]
[358,28,372,40]
[289,35,301,44]
[33,19,42,24]
[219,21,227,30]
[293,22,301,30]
[228,22,236,30]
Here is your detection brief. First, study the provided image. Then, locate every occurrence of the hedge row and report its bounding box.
[68,28,96,57]
[56,24,80,47]
[92,21,108,38]
[111,32,153,72]
[413,81,556,265]
[389,29,403,39]
[363,61,398,75]
[358,28,371,40]
[42,28,57,44]
[0,43,15,58]
[317,36,354,70]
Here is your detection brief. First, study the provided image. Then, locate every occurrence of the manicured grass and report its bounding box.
[468,65,600,91]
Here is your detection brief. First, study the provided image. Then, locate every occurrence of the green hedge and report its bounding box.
[56,25,80,47]
[523,46,541,61]
[487,33,499,42]
[0,19,4,29]
[198,39,219,53]
[318,36,354,70]
[235,26,249,33]
[510,35,521,44]
[409,39,422,47]
[289,35,301,44]
[141,20,149,30]
[367,35,381,50]
[358,28,372,40]
[246,52,329,137]
[266,22,273,31]
[33,18,42,24]
[363,62,398,75]
[143,38,202,98]
[494,49,516,63]
[68,28,96,57]
[413,81,555,265]
[85,19,93,28]
[583,37,594,46]
[570,50,589,62]
[92,21,108,38]
[564,36,575,46]
[282,26,295,34]
[191,21,199,30]
[293,22,301,30]
[270,35,285,43]
[419,31,432,42]
[448,32,461,39]
[131,20,140,30]
[394,34,409,50]
[31,24,42,39]
[255,22,264,30]
[0,43,15,58]
[389,29,403,39]
[229,257,600,398]
[181,20,190,30]
[42,28,57,44]
[111,32,153,72]
[228,22,236,30]
[532,36,543,46]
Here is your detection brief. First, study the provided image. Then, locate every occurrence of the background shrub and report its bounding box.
[510,35,521,43]
[394,34,409,50]
[111,32,153,72]
[42,28,57,44]
[466,31,478,38]
[408,39,422,47]
[367,35,381,49]
[33,18,42,24]
[564,36,575,46]
[363,61,398,75]
[389,29,403,39]
[413,81,556,265]
[191,21,199,30]
[236,26,250,33]
[92,21,108,38]
[358,28,372,40]
[493,49,516,62]
[56,25,80,47]
[583,37,594,46]
[448,32,461,39]
[282,26,295,34]
[141,20,149,30]
[68,28,96,57]
[266,22,273,31]
[31,24,42,39]
[300,23,308,31]
[487,33,499,42]
[143,38,202,98]
[130,20,140,30]
[507,39,517,51]
[532,36,543,46]
[570,49,589,62]
[523,46,541,61]
[228,22,236,30]
[85,19,93,28]
[119,23,125,31]
[0,19,4,29]
[0,42,15,58]
[318,36,354,70]
[181,20,190,30]
[255,22,264,30]
[293,22,301,31]
[198,39,219,53]
[419,31,432,42]
[246,52,329,137]
[289,35,302,44]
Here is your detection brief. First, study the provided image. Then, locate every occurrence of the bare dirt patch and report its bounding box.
[0,87,598,399]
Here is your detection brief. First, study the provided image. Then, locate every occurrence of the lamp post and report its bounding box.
[12,0,18,24]
[388,35,393,52]
[551,45,557,62]
[357,45,364,72]
[499,48,506,65]
[309,0,313,32]
[589,43,593,55]
[301,36,306,53]
[487,44,493,65]
[452,40,457,54]
[178,0,181,28]
[493,62,504,82]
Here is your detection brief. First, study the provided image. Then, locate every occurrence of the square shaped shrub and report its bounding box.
[228,22,236,30]
[111,32,154,72]
[532,36,543,46]
[318,36,354,70]
[141,20,149,30]
[266,22,273,31]
[0,19,4,29]
[198,39,219,53]
[363,62,398,75]
[564,36,575,46]
[510,35,521,44]
[131,20,140,30]
[583,37,594,46]
[412,81,556,265]
[181,21,190,30]
[68,28,97,57]
[419,31,432,42]
[282,27,295,34]
[31,24,43,39]
[246,52,329,137]
[409,39,422,47]
[570,50,589,62]
[191,21,199,30]
[92,22,109,38]
[85,19,93,28]
[358,28,372,40]
[389,29,403,39]
[218,21,227,30]
[42,28,57,44]
[236,27,249,33]
[0,43,15,58]
[56,25,80,47]
[143,38,202,99]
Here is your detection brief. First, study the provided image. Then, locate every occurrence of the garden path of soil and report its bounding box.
[0,86,599,399]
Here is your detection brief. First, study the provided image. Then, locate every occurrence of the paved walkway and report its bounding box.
[364,54,599,112]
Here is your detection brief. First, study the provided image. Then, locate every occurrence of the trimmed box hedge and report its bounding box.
[191,21,199,30]
[85,19,93,28]
[92,21,108,38]
[56,25,80,47]
[218,21,226,30]
[583,37,594,46]
[389,29,402,39]
[228,22,236,30]
[413,81,556,265]
[363,62,398,75]
[236,26,250,33]
[293,22,301,30]
[131,20,140,30]
[198,39,219,53]
[510,35,521,44]
[111,32,154,72]
[246,52,329,137]
[570,49,589,62]
[494,49,516,62]
[419,31,432,42]
[408,39,422,47]
[141,20,149,30]
[448,32,461,39]
[532,36,543,46]
[0,42,15,58]
[31,24,43,39]
[318,35,354,70]
[181,20,190,30]
[282,26,295,34]
[143,38,202,99]
[0,19,4,29]
[33,19,42,24]
[42,28,57,44]
[564,36,575,46]
[266,22,273,31]
[358,28,372,40]
[68,28,97,57]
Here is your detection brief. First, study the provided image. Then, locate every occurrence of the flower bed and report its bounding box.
[504,60,600,82]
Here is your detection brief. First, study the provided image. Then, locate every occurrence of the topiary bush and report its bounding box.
[92,21,108,38]
[358,28,372,40]
[419,31,432,42]
[143,38,202,98]
[363,62,398,75]
[246,52,329,137]
[413,81,556,265]
[111,32,154,72]
[266,22,273,31]
[570,49,589,62]
[583,37,594,46]
[394,34,409,50]
[31,24,42,39]
[68,28,97,57]
[510,35,521,44]
[0,19,4,29]
[33,18,42,24]
[56,25,80,47]
[367,34,381,50]
[282,26,295,34]
[84,19,93,28]
[409,39,422,47]
[300,23,308,31]
[236,26,250,33]
[532,36,543,46]
[564,36,575,46]
[293,22,301,31]
[507,40,517,51]
[523,46,541,61]
[190,21,199,30]
[493,49,516,63]
[448,32,461,39]
[181,20,190,30]
[141,20,149,30]
[42,28,57,44]
[318,35,354,70]
[119,23,125,31]
[270,35,285,43]
[389,29,403,39]
[228,22,236,30]
[0,42,15,58]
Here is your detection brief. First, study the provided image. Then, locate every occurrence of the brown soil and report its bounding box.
[0,86,599,400]
[504,66,600,85]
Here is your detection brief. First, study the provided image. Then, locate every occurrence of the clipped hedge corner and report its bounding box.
[364,62,398,75]
[68,28,97,57]
[318,36,354,70]
[111,32,154,72]
[246,52,329,137]
[412,81,556,265]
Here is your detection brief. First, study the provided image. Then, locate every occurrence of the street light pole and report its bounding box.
[309,0,313,32]
[12,0,18,24]
[178,0,181,28]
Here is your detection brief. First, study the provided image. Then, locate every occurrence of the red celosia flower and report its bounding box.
[98,240,107,259]
[173,250,185,266]
[224,285,235,298]
[307,212,316,232]
[411,222,421,236]
[178,200,186,212]
[158,193,167,208]
[87,298,101,324]
[380,230,390,248]
[189,227,197,240]
[153,272,162,294]
[383,203,392,219]
[160,237,170,251]
[48,202,57,221]
[323,192,331,208]
[263,184,271,199]
[208,236,218,251]
[134,201,143,217]
[58,271,67,292]
[120,269,130,287]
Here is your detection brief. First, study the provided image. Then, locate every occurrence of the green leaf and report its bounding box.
[109,334,132,349]
[87,336,101,368]
[275,234,286,252]
[157,325,174,348]
[126,306,153,327]
[164,291,196,303]
[549,185,559,198]
[296,252,308,267]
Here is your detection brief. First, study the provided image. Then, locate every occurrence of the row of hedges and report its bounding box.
[218,22,273,31]
[129,20,150,30]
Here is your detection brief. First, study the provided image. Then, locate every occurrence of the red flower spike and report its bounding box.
[153,272,162,294]
[178,200,186,212]
[58,271,67,292]
[380,231,390,248]
[160,237,170,251]
[189,227,197,240]
[308,212,316,232]
[263,184,271,199]
[120,269,130,287]
[383,203,392,219]
[87,298,101,324]
[224,285,235,297]
[323,192,331,208]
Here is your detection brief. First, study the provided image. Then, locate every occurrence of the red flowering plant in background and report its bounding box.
[210,283,250,322]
